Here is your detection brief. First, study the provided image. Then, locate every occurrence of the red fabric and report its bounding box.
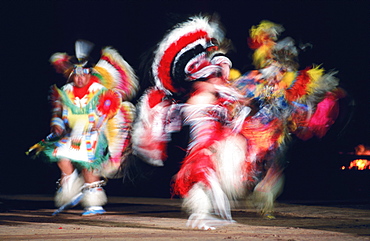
[173,147,215,197]
[147,88,166,108]
[173,121,224,196]
[296,92,340,140]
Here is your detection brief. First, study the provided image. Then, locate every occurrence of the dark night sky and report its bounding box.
[0,0,369,200]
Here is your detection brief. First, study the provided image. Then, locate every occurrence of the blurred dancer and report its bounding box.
[27,40,138,215]
[233,20,343,217]
[133,15,251,230]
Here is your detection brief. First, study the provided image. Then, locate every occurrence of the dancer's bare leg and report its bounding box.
[81,169,100,183]
[57,158,74,177]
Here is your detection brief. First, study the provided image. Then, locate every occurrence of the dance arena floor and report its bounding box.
[0,195,369,240]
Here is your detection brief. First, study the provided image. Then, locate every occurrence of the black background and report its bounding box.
[0,0,369,201]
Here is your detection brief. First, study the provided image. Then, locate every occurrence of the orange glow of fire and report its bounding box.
[342,159,370,170]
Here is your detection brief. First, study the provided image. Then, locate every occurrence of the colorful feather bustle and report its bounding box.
[234,65,340,142]
[102,101,136,178]
[94,47,139,101]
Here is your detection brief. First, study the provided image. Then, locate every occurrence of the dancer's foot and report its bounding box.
[262,212,276,220]
[81,206,106,216]
[187,213,235,230]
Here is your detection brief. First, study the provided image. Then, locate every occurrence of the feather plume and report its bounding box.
[75,39,94,62]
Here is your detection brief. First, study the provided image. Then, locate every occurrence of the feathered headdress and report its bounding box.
[49,39,94,78]
[49,40,138,100]
[73,40,94,74]
[152,15,231,94]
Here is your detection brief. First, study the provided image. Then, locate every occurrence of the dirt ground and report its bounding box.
[0,194,369,241]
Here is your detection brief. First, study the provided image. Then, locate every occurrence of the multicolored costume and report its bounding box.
[233,21,343,216]
[28,40,138,215]
[132,17,342,230]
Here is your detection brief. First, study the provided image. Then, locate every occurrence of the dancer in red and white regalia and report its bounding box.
[132,15,251,229]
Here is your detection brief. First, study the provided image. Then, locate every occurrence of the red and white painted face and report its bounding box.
[185,52,213,80]
[72,73,91,88]
[211,56,232,82]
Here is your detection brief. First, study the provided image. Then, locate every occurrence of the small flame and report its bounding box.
[343,159,370,170]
